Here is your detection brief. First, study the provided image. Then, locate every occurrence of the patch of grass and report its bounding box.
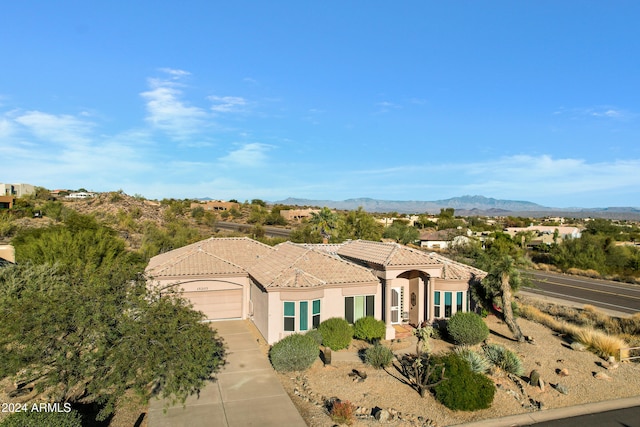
[519,302,629,361]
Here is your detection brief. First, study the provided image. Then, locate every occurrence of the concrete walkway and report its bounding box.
[147,320,307,427]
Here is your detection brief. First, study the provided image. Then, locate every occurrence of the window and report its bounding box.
[300,301,308,331]
[312,299,321,328]
[345,295,375,324]
[284,302,295,332]
[284,299,320,332]
[434,291,441,318]
[444,292,452,318]
[456,292,463,312]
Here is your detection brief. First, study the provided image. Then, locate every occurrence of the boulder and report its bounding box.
[594,372,612,381]
[529,369,541,387]
[374,408,391,422]
[554,383,569,395]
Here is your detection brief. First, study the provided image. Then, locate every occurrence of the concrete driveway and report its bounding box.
[147,320,307,427]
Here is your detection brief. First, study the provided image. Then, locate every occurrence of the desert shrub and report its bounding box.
[306,329,323,345]
[453,346,491,374]
[0,409,82,427]
[446,312,489,345]
[318,317,353,351]
[365,343,394,369]
[573,328,627,360]
[269,333,319,372]
[330,400,356,425]
[353,316,386,342]
[482,344,524,376]
[432,353,495,411]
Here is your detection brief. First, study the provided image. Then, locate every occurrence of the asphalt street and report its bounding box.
[523,271,640,315]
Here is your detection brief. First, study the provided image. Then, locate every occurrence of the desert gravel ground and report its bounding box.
[271,315,640,427]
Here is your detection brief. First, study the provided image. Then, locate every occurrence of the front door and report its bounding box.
[390,287,401,324]
[409,277,419,325]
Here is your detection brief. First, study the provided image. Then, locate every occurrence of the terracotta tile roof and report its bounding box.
[337,240,443,268]
[336,240,486,281]
[146,237,273,278]
[428,252,487,281]
[248,242,378,289]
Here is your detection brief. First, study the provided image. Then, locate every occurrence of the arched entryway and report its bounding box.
[397,270,431,326]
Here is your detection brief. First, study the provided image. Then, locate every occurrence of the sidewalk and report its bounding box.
[147,320,306,427]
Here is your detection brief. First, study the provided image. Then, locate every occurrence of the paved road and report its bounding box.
[522,270,640,315]
[531,405,640,427]
[215,221,292,238]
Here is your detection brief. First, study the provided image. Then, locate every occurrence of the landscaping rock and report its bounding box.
[558,368,570,377]
[530,369,541,387]
[374,408,391,422]
[554,383,569,395]
[594,372,612,381]
[570,342,587,352]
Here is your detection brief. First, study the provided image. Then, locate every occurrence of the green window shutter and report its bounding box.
[300,301,308,331]
[456,292,463,312]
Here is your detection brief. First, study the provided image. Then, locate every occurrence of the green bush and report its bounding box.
[365,343,394,369]
[306,329,323,345]
[318,317,353,350]
[269,333,319,372]
[0,408,82,427]
[453,346,491,374]
[446,312,489,345]
[482,343,524,376]
[432,353,495,411]
[353,316,386,342]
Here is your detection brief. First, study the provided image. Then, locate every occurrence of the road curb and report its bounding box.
[451,395,640,426]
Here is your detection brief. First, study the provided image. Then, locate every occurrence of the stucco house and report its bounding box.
[146,237,485,344]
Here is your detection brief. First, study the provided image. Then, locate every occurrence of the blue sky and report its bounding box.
[2,1,639,208]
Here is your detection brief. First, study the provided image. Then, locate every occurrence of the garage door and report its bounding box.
[187,289,242,320]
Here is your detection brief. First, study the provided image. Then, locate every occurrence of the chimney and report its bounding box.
[0,245,15,263]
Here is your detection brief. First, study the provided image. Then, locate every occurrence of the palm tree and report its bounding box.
[309,207,339,243]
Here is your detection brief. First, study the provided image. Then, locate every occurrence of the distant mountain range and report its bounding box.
[272,195,640,220]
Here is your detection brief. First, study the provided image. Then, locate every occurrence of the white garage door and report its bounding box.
[187,289,242,320]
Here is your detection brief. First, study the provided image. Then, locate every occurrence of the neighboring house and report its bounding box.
[146,237,486,344]
[0,196,15,209]
[190,200,240,211]
[1,183,35,197]
[66,192,95,199]
[418,229,471,249]
[375,215,420,227]
[279,208,320,221]
[504,226,582,243]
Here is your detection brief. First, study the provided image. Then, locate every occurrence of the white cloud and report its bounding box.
[13,110,94,145]
[159,68,191,78]
[140,71,208,141]
[374,101,401,114]
[209,96,248,113]
[219,143,272,167]
[0,117,15,138]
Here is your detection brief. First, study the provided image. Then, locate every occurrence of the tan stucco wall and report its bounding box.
[259,283,381,344]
